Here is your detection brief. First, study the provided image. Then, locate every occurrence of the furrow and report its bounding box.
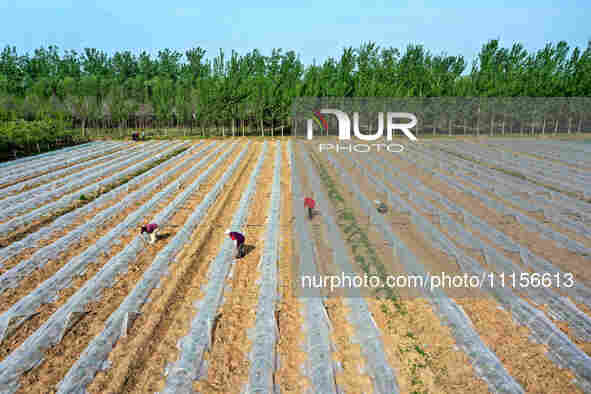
[161,142,267,394]
[0,142,186,238]
[0,142,240,393]
[322,147,524,394]
[55,142,254,394]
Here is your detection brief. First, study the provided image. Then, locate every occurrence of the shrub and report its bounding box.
[0,118,89,162]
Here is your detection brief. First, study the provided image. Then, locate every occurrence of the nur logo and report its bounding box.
[307,109,418,141]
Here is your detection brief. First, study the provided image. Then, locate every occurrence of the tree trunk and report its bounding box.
[232,118,235,137]
[577,118,582,133]
[568,118,572,134]
[542,118,546,135]
[554,119,559,134]
[476,104,480,136]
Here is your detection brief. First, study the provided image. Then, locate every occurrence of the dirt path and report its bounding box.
[84,142,260,394]
[11,143,248,393]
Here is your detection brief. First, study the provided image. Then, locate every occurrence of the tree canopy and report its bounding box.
[1,39,590,135]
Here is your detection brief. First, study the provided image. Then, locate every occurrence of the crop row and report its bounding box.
[400,144,591,257]
[161,141,262,393]
[0,142,185,237]
[0,141,122,185]
[436,142,590,198]
[406,143,591,237]
[244,141,282,393]
[0,142,215,296]
[57,142,250,393]
[0,142,96,171]
[0,143,202,267]
[0,142,238,392]
[0,142,160,214]
[321,146,525,393]
[0,142,135,199]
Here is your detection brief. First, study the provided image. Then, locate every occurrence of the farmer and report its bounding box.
[304,197,316,219]
[140,222,159,244]
[375,200,388,214]
[225,229,246,258]
[132,132,140,141]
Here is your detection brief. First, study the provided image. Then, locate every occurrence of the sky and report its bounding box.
[1,0,589,67]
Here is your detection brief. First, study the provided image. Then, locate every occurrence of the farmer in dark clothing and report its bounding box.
[226,229,246,258]
[140,222,159,244]
[132,132,140,141]
[375,200,388,214]
[304,197,316,219]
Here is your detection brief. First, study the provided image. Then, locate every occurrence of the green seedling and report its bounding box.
[414,344,427,357]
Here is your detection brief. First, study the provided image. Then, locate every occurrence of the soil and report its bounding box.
[84,142,260,394]
[3,138,590,394]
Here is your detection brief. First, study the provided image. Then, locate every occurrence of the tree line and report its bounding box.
[0,39,590,137]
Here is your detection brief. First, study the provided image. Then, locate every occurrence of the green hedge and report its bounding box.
[0,119,90,162]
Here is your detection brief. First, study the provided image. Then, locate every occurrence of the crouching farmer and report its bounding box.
[375,200,388,214]
[225,229,246,258]
[304,197,316,220]
[140,222,159,244]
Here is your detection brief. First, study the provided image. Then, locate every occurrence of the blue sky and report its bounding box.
[1,0,589,66]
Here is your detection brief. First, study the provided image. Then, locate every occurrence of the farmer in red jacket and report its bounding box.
[225,229,246,258]
[140,222,159,244]
[304,197,316,219]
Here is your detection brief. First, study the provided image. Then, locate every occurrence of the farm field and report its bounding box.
[0,138,590,393]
